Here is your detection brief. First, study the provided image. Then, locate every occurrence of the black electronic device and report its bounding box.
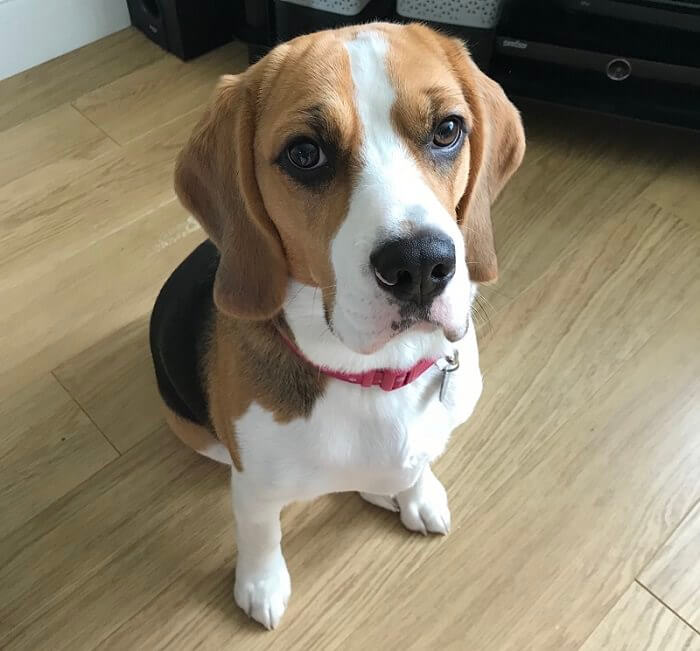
[491,0,700,128]
[126,0,237,60]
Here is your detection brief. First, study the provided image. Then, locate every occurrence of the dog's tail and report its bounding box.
[162,403,232,465]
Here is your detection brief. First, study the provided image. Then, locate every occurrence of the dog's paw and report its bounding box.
[396,470,451,536]
[359,491,399,512]
[234,552,291,630]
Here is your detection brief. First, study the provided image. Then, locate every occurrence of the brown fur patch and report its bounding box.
[252,29,362,311]
[206,313,327,470]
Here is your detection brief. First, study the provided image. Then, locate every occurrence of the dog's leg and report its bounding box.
[232,476,290,630]
[395,465,451,535]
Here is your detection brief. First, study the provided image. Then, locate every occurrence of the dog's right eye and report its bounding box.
[287,139,327,169]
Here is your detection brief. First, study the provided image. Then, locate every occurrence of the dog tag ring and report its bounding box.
[438,350,460,402]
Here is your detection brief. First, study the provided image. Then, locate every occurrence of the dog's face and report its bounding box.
[176,23,525,354]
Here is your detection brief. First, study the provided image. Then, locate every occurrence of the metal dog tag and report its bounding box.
[437,350,460,403]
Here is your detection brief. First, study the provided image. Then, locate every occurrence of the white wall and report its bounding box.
[0,0,131,80]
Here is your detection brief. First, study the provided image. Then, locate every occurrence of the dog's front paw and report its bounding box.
[234,551,291,630]
[396,468,451,535]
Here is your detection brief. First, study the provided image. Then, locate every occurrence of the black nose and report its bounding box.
[370,229,456,305]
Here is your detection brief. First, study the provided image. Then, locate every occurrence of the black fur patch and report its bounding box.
[149,240,217,427]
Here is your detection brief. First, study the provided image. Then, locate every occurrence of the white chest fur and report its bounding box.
[234,322,482,502]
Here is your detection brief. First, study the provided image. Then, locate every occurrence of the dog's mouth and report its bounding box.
[327,301,467,355]
[391,301,468,342]
[390,303,431,336]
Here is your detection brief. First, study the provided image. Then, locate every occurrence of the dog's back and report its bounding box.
[149,240,218,429]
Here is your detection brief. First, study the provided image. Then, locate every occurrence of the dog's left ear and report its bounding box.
[442,37,526,283]
[174,72,288,320]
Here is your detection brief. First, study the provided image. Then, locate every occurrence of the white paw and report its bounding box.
[234,552,291,630]
[396,470,451,536]
[359,492,399,512]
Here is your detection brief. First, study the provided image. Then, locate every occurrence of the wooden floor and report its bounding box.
[1,28,699,650]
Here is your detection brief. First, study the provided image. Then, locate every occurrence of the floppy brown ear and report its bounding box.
[174,73,287,319]
[444,39,526,283]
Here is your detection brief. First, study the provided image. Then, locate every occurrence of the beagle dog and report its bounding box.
[150,22,525,630]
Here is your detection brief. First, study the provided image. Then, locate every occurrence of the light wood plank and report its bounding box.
[0,200,204,397]
[641,150,700,231]
[637,122,700,232]
[0,425,231,651]
[73,41,248,144]
[0,375,117,539]
[580,583,700,651]
[0,28,164,132]
[0,104,118,188]
[485,103,682,312]
[453,198,700,516]
[640,502,700,633]
[54,318,164,453]
[0,106,201,294]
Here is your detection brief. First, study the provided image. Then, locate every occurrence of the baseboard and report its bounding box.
[0,0,131,80]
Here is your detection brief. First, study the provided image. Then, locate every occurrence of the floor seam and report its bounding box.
[70,104,122,147]
[635,579,700,636]
[648,199,700,237]
[574,584,632,651]
[51,370,122,457]
[637,496,700,586]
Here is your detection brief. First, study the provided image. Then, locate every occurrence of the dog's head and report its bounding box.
[175,23,525,354]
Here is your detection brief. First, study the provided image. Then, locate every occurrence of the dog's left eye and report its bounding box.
[432,117,462,148]
[287,139,328,169]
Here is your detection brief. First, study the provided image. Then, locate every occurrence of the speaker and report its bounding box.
[237,0,277,64]
[126,0,237,60]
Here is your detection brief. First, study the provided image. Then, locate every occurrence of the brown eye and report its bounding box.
[287,139,327,169]
[432,118,462,148]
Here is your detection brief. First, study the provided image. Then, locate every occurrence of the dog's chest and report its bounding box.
[235,330,482,501]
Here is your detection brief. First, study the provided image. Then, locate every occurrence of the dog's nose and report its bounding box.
[370,229,456,305]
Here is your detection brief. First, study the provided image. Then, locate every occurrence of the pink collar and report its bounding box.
[278,331,437,392]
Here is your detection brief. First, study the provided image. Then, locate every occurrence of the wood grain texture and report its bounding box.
[640,503,700,633]
[0,108,201,287]
[0,28,164,132]
[74,41,248,144]
[0,426,231,651]
[0,199,204,396]
[0,375,117,539]
[54,318,165,453]
[481,104,685,314]
[461,198,700,516]
[580,583,700,651]
[640,131,700,231]
[0,104,118,187]
[0,34,699,651]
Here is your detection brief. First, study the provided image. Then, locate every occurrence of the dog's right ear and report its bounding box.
[175,74,288,320]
